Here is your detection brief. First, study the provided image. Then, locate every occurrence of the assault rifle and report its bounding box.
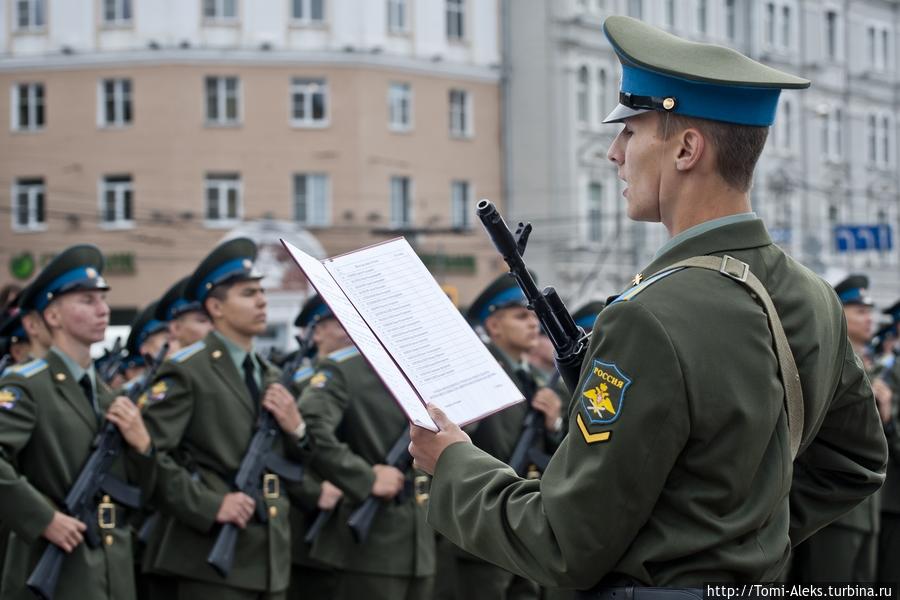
[207,338,310,578]
[96,337,124,385]
[476,200,587,392]
[508,371,560,477]
[27,342,169,600]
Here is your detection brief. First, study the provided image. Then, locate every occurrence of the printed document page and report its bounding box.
[281,238,523,429]
[281,240,437,430]
[324,238,523,427]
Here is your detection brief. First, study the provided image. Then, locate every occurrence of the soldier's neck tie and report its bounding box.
[78,373,98,420]
[242,354,260,406]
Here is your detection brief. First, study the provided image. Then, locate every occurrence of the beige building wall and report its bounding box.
[0,62,504,318]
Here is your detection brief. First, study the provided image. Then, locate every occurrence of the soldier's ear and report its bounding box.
[674,127,706,173]
[204,296,224,322]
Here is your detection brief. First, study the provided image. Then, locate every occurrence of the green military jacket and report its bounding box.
[286,360,332,568]
[879,354,900,514]
[138,332,300,592]
[427,218,887,588]
[298,346,435,577]
[0,352,146,600]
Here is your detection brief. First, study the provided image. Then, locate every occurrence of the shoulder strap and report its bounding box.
[663,254,804,459]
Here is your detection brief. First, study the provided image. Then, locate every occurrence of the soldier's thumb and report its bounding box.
[426,403,454,431]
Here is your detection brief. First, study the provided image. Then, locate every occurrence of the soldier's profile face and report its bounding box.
[844,304,874,346]
[213,280,267,336]
[607,111,665,223]
[312,317,352,356]
[172,311,212,346]
[486,306,539,354]
[46,290,110,346]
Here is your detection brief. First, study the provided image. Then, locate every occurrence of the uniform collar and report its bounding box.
[641,217,773,278]
[212,330,260,382]
[49,346,96,393]
[653,212,758,261]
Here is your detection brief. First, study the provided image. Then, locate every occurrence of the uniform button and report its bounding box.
[269,506,278,518]
[104,535,114,546]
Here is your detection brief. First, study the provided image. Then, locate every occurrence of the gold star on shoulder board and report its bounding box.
[631,273,643,286]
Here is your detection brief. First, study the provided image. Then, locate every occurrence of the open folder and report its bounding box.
[281,237,524,431]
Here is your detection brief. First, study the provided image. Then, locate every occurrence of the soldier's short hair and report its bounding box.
[658,113,768,193]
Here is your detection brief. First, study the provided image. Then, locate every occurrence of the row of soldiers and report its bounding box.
[786,274,900,584]
[0,238,604,600]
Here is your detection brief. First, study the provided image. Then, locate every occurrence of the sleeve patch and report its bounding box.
[0,386,22,410]
[576,359,632,444]
[309,370,333,389]
[137,379,170,409]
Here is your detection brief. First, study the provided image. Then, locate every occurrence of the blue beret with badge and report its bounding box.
[833,274,874,307]
[17,244,109,313]
[156,276,203,322]
[187,237,262,305]
[602,16,810,126]
[466,272,536,325]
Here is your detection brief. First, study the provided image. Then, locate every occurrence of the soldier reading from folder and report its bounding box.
[409,16,887,598]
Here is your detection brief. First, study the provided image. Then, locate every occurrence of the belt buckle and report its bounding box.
[98,495,116,529]
[263,473,280,500]
[414,474,430,505]
[719,254,749,282]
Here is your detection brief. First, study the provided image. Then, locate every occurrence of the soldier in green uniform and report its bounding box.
[409,16,887,596]
[296,301,435,600]
[0,244,155,600]
[137,238,308,599]
[121,300,170,383]
[790,275,880,581]
[285,294,344,600]
[0,282,52,365]
[156,276,213,350]
[877,299,900,592]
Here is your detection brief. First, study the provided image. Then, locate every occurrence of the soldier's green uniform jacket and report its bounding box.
[297,346,435,578]
[0,352,150,600]
[138,332,302,592]
[427,218,887,588]
[879,355,900,514]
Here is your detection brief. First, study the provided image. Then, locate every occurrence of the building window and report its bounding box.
[697,0,707,34]
[596,68,607,123]
[882,115,890,165]
[824,10,838,60]
[12,83,45,131]
[588,182,603,242]
[291,0,325,24]
[627,0,642,19]
[780,5,790,48]
[390,176,412,227]
[577,66,589,124]
[203,0,237,20]
[867,25,892,72]
[665,0,675,28]
[725,0,736,40]
[451,180,470,229]
[449,89,471,137]
[100,175,133,228]
[446,0,464,41]
[388,82,412,131]
[764,2,775,46]
[205,76,239,125]
[12,178,45,231]
[291,78,328,127]
[205,174,241,225]
[103,0,132,25]
[883,29,890,69]
[387,0,407,33]
[99,78,132,127]
[868,115,878,163]
[294,174,330,226]
[15,0,45,30]
[821,108,842,160]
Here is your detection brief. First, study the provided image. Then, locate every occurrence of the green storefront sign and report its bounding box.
[10,251,137,279]
[419,253,477,275]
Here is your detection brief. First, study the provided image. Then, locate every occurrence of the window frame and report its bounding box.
[446,0,465,42]
[387,0,408,34]
[293,173,331,227]
[291,77,329,128]
[448,88,473,138]
[15,0,46,32]
[204,173,243,227]
[450,179,471,229]
[390,175,412,228]
[291,0,326,25]
[203,0,238,22]
[11,82,45,132]
[205,76,241,126]
[99,175,134,229]
[98,78,133,128]
[102,0,132,26]
[11,178,47,232]
[388,82,413,132]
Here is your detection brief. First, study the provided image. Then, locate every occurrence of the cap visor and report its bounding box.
[602,103,650,124]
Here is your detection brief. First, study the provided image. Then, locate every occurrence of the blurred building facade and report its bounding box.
[505,0,900,308]
[0,0,503,345]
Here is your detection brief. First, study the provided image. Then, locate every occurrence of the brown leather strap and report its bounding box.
[662,255,804,459]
